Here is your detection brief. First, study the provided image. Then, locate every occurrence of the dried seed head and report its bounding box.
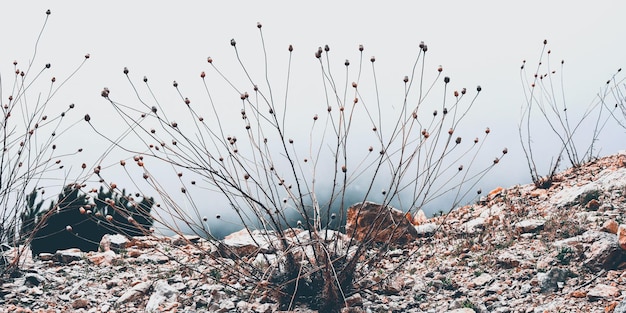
[368,146,373,152]
[476,85,482,92]
[84,114,91,122]
[143,173,149,179]
[313,114,318,121]
[45,63,51,69]
[101,87,110,98]
[331,213,336,220]
[443,108,448,115]
[358,44,364,51]
[230,38,236,46]
[173,81,178,87]
[151,106,157,113]
[84,53,90,59]
[438,65,443,73]
[455,137,462,144]
[288,44,293,52]
[65,225,72,232]
[502,147,508,154]
[289,139,294,144]
[370,56,376,63]
[444,76,450,84]
[207,56,213,63]
[110,183,117,189]
[352,82,357,88]
[341,165,347,173]
[123,67,129,74]
[244,173,250,180]
[324,44,330,52]
[412,111,418,119]
[433,110,438,116]
[493,157,500,164]
[345,59,350,66]
[200,71,206,78]
[403,76,409,83]
[81,163,86,169]
[181,187,186,193]
[69,103,75,109]
[353,98,358,104]
[257,22,262,28]
[485,127,491,134]
[454,90,459,97]
[448,128,454,135]
[202,216,208,222]
[543,39,547,45]
[474,137,479,144]
[458,165,463,171]
[79,207,86,214]
[184,98,190,105]
[477,189,482,195]
[46,9,51,15]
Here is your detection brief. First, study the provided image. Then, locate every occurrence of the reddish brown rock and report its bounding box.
[345,201,418,244]
[602,220,619,234]
[618,224,626,250]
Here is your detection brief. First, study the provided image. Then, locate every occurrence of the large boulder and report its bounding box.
[345,201,418,244]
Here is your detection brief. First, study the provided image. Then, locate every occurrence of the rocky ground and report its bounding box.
[2,152,626,313]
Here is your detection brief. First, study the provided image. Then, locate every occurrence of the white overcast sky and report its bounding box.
[2,1,626,219]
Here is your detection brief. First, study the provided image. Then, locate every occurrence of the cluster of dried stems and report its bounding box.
[0,10,90,271]
[518,39,625,189]
[0,11,512,311]
[80,22,505,311]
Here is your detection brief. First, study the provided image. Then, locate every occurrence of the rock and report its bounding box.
[136,253,170,264]
[614,297,626,313]
[99,234,130,252]
[38,253,54,261]
[587,283,620,301]
[72,298,90,309]
[460,217,485,234]
[345,201,418,244]
[24,273,45,286]
[514,219,545,233]
[537,268,570,293]
[602,220,619,234]
[618,224,626,250]
[409,209,428,226]
[146,280,178,313]
[586,199,601,210]
[220,229,280,257]
[446,309,476,313]
[415,223,437,236]
[53,248,83,263]
[88,250,118,266]
[555,230,626,270]
[551,168,626,207]
[172,234,201,246]
[345,293,363,307]
[471,273,493,287]
[497,251,521,268]
[116,280,152,304]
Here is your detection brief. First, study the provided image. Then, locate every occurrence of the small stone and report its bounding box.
[587,283,620,301]
[72,298,90,309]
[345,293,363,307]
[514,219,546,233]
[602,220,619,234]
[570,290,587,298]
[100,234,130,252]
[618,224,626,250]
[54,248,83,263]
[471,273,493,287]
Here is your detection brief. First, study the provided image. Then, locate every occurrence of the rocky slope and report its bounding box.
[2,152,626,313]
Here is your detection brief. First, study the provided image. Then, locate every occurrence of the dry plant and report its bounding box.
[519,40,624,188]
[0,10,89,274]
[86,23,505,311]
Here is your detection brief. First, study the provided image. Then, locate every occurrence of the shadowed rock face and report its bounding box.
[345,201,418,244]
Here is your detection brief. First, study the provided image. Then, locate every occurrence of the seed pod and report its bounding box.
[493,157,500,164]
[288,44,293,52]
[207,56,213,63]
[66,225,72,232]
[455,137,462,144]
[123,67,129,74]
[458,165,463,171]
[257,22,262,28]
[444,76,450,84]
[485,127,490,134]
[359,44,364,51]
[502,147,508,154]
[341,165,347,173]
[84,114,91,122]
[345,59,350,66]
[403,76,409,83]
[230,39,236,46]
